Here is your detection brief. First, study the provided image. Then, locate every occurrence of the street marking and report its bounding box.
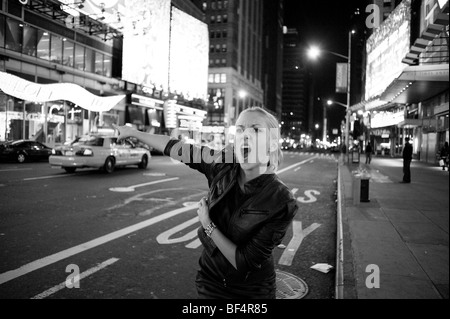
[277,156,317,175]
[185,238,202,249]
[23,174,72,181]
[294,167,301,172]
[143,173,167,177]
[0,204,196,285]
[157,216,199,245]
[278,221,321,266]
[31,258,119,299]
[297,190,321,203]
[0,168,32,172]
[109,177,179,192]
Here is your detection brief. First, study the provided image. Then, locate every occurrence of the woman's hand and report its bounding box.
[112,124,138,142]
[197,197,211,228]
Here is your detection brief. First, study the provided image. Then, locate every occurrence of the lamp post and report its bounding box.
[307,30,355,162]
[328,99,349,150]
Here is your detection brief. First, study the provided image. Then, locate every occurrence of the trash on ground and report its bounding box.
[277,244,287,249]
[310,263,334,273]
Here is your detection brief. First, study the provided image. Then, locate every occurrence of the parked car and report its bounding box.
[49,135,151,174]
[0,140,53,163]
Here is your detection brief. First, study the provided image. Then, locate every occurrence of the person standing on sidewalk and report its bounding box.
[365,142,373,164]
[402,137,413,183]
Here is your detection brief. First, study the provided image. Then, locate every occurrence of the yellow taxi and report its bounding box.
[49,135,151,174]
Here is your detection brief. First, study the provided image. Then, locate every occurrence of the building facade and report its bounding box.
[351,0,448,164]
[0,0,210,146]
[261,0,284,118]
[203,0,264,129]
[281,28,308,142]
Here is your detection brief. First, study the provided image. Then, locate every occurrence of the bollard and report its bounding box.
[360,177,370,202]
[352,173,361,206]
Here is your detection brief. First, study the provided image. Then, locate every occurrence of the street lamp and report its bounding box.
[236,90,247,119]
[307,30,355,162]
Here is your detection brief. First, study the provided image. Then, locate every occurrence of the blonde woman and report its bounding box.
[114,107,297,299]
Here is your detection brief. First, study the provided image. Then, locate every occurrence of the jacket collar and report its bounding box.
[237,168,276,195]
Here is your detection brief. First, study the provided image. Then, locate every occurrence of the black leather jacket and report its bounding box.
[164,140,298,298]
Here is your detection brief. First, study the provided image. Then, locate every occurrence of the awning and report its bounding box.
[350,97,390,112]
[0,71,126,112]
[380,64,449,104]
[397,119,423,128]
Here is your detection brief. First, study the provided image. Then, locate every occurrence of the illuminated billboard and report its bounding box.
[365,0,412,100]
[169,7,209,101]
[121,0,171,91]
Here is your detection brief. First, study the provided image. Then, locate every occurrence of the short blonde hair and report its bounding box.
[238,107,283,171]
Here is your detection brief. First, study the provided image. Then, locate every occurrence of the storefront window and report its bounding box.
[85,47,94,73]
[103,55,112,77]
[63,39,74,67]
[5,18,22,52]
[37,30,50,60]
[22,25,37,56]
[50,34,63,64]
[94,51,103,75]
[74,44,84,70]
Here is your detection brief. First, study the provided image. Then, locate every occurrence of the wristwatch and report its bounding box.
[204,222,217,238]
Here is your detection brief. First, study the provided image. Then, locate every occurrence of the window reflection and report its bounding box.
[37,30,50,60]
[85,47,94,73]
[5,18,22,52]
[50,34,63,64]
[22,25,37,56]
[104,56,112,77]
[74,44,85,70]
[95,51,103,75]
[0,15,5,48]
[63,39,74,67]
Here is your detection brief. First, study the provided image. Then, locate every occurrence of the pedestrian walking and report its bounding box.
[365,142,373,164]
[439,141,449,171]
[113,107,298,299]
[402,137,413,183]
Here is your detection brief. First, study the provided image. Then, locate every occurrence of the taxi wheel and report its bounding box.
[103,157,116,174]
[138,155,148,169]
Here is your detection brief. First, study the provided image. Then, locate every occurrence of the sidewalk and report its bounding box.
[338,153,449,299]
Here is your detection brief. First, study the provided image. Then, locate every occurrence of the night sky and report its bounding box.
[283,0,364,133]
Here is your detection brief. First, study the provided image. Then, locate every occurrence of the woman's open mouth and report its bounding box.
[241,145,252,161]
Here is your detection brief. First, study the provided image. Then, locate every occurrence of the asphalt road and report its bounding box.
[0,150,339,299]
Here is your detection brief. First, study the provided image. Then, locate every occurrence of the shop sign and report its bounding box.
[179,119,202,131]
[371,111,404,128]
[2,111,65,123]
[202,126,225,134]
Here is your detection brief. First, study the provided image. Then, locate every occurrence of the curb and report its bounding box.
[335,159,344,299]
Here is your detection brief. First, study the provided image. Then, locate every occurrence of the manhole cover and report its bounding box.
[276,270,308,299]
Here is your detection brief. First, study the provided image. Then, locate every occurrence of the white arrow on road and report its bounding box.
[278,221,321,266]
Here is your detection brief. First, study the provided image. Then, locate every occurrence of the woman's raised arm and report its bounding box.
[113,124,171,154]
